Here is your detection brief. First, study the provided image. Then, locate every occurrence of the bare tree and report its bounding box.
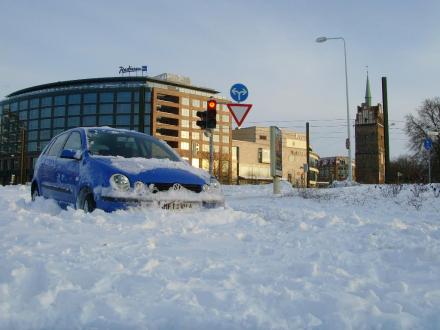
[405,97,440,182]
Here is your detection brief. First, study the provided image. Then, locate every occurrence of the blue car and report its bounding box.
[31,127,224,212]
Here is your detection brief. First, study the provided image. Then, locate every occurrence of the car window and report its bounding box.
[87,129,179,161]
[47,133,69,157]
[64,132,82,151]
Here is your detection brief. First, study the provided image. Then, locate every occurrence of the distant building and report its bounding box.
[232,126,319,186]
[317,156,356,184]
[355,74,385,184]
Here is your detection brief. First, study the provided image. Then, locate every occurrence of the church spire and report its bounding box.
[365,69,371,107]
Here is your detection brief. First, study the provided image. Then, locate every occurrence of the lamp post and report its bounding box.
[316,36,353,182]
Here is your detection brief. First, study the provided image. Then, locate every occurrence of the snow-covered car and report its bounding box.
[31,127,224,212]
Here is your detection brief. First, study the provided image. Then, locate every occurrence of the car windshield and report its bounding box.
[87,129,180,161]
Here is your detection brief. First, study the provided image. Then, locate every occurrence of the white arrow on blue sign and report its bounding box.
[424,137,433,151]
[230,83,249,103]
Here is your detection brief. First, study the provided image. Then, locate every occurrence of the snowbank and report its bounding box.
[0,184,439,329]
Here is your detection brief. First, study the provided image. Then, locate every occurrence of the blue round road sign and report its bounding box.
[424,137,433,151]
[230,83,249,103]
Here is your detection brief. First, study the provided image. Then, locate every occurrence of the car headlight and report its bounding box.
[203,178,221,192]
[110,174,130,191]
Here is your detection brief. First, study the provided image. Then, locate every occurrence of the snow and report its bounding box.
[99,155,210,180]
[1,183,440,329]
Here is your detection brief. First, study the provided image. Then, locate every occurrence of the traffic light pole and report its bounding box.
[209,129,214,177]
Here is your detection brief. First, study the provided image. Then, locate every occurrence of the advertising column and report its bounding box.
[270,126,283,194]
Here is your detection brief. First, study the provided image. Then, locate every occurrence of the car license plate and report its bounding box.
[161,201,195,210]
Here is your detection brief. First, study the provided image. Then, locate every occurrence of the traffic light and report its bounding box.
[196,110,207,129]
[206,99,217,129]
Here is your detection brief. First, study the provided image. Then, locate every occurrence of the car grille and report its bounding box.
[151,183,203,193]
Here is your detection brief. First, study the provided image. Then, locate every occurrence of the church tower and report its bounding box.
[355,73,385,183]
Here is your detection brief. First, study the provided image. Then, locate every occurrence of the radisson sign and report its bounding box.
[119,65,148,75]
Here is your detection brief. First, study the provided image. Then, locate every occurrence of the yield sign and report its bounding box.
[227,103,252,127]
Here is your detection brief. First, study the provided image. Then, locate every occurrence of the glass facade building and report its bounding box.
[0,76,232,185]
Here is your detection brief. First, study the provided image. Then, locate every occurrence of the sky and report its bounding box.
[1,0,439,158]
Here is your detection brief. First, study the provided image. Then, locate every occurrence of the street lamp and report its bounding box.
[316,36,353,182]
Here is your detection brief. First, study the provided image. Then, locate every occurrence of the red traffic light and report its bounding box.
[207,99,217,110]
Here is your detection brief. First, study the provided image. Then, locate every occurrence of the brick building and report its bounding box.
[355,74,385,184]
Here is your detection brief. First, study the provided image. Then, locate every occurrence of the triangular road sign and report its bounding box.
[227,103,252,127]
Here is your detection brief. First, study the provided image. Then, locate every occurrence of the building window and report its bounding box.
[181,120,189,128]
[99,104,113,114]
[259,135,267,140]
[116,115,130,126]
[145,92,152,102]
[28,131,38,141]
[40,129,51,140]
[192,99,200,107]
[192,132,199,140]
[181,108,190,117]
[116,103,131,114]
[222,146,229,154]
[100,92,113,103]
[181,142,190,150]
[19,100,28,110]
[192,158,200,168]
[54,95,66,106]
[68,94,81,104]
[30,98,39,108]
[83,116,96,126]
[222,115,229,122]
[117,92,131,103]
[213,135,219,143]
[99,115,113,126]
[29,109,39,120]
[181,97,189,106]
[144,115,151,125]
[84,93,97,103]
[40,119,51,129]
[53,118,65,128]
[83,104,96,115]
[28,142,38,152]
[41,97,52,107]
[181,131,189,139]
[68,105,80,116]
[222,136,229,143]
[41,108,52,118]
[19,111,28,121]
[258,148,270,163]
[54,106,65,117]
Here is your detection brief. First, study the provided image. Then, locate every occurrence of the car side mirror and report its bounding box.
[60,149,82,160]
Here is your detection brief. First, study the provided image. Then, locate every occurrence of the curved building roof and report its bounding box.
[6,76,219,99]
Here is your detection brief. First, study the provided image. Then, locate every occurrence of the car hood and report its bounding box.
[91,156,209,185]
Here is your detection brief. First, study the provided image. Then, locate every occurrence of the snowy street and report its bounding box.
[1,183,440,329]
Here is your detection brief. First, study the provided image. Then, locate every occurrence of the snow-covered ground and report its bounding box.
[1,183,440,329]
